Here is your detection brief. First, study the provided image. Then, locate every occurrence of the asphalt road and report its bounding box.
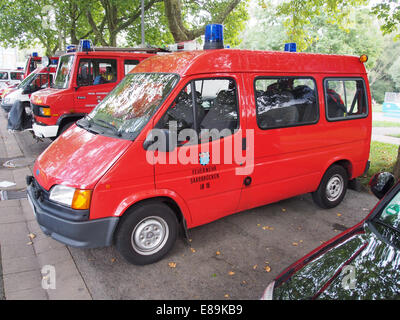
[10,128,378,300]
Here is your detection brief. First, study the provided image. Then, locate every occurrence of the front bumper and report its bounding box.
[32,122,59,138]
[26,176,119,248]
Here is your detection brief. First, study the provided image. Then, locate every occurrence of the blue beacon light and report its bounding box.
[79,39,93,52]
[204,24,224,50]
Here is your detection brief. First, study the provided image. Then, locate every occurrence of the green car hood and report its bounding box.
[274,223,400,300]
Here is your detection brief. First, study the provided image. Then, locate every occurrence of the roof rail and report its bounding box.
[93,47,170,54]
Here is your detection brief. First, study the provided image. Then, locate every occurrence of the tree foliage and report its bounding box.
[0,0,248,55]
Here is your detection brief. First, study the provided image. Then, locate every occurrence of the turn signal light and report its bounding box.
[71,190,92,210]
[360,54,368,63]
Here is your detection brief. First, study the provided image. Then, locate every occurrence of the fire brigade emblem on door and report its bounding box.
[199,152,210,166]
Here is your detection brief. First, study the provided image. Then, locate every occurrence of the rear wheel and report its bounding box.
[312,165,348,209]
[115,202,178,265]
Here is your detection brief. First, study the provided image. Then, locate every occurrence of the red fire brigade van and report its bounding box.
[24,53,59,79]
[27,30,371,265]
[30,43,157,138]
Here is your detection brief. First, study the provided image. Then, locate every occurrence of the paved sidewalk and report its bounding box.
[0,111,91,300]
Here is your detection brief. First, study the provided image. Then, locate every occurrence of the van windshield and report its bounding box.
[54,54,74,89]
[80,73,179,140]
[18,71,37,89]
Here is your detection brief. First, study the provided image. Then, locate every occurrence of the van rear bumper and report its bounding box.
[27,178,119,249]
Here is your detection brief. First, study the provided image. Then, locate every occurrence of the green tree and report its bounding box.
[372,0,400,39]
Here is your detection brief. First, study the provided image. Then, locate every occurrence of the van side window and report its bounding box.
[124,60,139,75]
[324,79,368,121]
[77,59,117,86]
[255,77,318,130]
[157,78,239,145]
[0,72,9,80]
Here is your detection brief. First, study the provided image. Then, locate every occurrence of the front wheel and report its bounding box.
[312,165,348,209]
[115,202,178,265]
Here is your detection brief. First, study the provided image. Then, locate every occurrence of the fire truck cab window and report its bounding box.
[77,59,117,86]
[324,79,368,121]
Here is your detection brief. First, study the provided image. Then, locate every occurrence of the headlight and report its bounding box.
[260,281,275,300]
[38,106,51,117]
[49,185,92,210]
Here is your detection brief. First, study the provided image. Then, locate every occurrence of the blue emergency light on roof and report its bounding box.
[66,45,77,53]
[79,39,93,52]
[284,43,297,52]
[51,59,58,65]
[32,52,38,57]
[204,24,224,50]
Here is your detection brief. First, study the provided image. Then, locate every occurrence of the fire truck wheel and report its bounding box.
[312,164,348,209]
[115,201,179,265]
[58,121,75,135]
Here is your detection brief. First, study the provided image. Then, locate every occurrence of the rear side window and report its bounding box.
[255,77,318,130]
[324,78,368,121]
[11,72,23,80]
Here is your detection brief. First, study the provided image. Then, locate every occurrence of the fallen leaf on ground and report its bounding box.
[337,213,342,217]
[224,294,230,298]
[28,233,36,239]
[216,251,221,255]
[111,258,116,263]
[190,248,196,253]
[253,264,258,270]
[168,262,177,268]
[27,241,33,245]
[228,271,235,276]
[264,266,271,272]
[292,242,298,246]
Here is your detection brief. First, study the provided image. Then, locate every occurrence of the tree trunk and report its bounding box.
[393,146,400,179]
[164,0,241,42]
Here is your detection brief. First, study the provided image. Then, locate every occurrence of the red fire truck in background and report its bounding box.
[30,41,163,139]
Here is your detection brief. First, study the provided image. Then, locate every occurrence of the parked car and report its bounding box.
[0,69,24,90]
[262,172,400,300]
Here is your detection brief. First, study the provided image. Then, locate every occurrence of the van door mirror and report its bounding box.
[143,129,176,152]
[369,172,396,199]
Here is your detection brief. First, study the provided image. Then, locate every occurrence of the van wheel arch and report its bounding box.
[113,197,189,245]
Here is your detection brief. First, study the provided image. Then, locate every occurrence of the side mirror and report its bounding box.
[369,172,396,200]
[143,129,176,153]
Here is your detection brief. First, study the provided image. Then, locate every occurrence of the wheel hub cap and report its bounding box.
[131,217,169,255]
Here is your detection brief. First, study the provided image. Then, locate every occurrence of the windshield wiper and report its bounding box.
[374,219,400,235]
[93,119,122,137]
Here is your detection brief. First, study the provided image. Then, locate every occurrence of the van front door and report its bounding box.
[153,76,246,228]
[75,58,117,113]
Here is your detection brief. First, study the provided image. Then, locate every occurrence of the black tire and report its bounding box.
[312,165,348,209]
[115,202,178,265]
[58,121,75,135]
